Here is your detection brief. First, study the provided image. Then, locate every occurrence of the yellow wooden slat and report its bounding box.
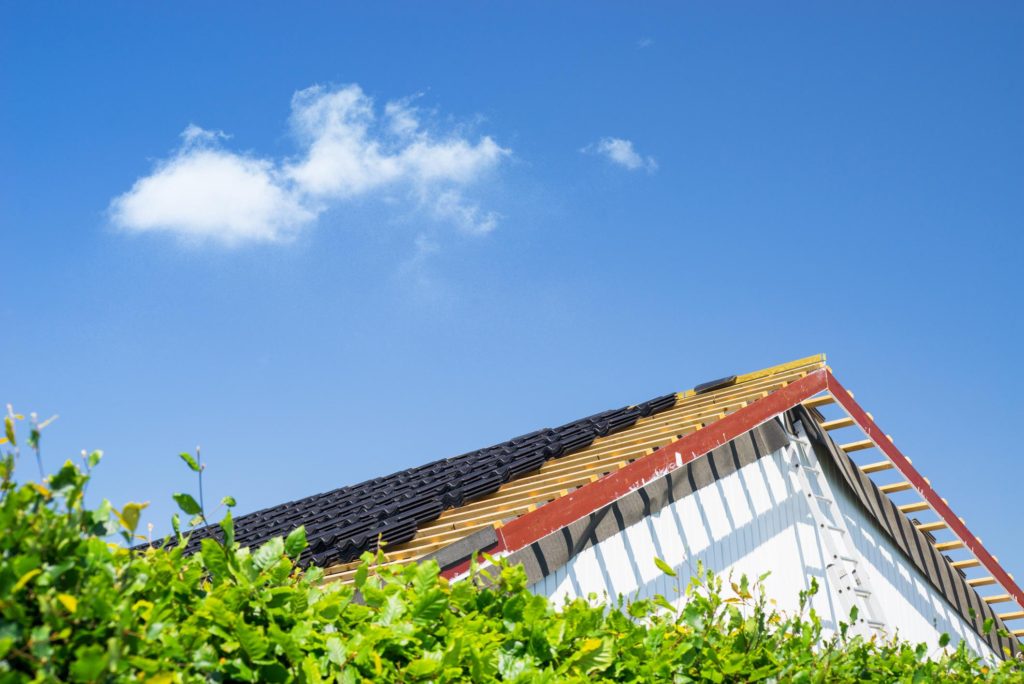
[821,416,854,431]
[899,501,930,514]
[984,594,1012,604]
[916,520,948,533]
[967,576,995,587]
[860,460,893,474]
[935,540,964,552]
[1014,628,1024,638]
[802,394,835,409]
[879,481,911,494]
[998,610,1024,621]
[840,439,874,453]
[951,559,981,570]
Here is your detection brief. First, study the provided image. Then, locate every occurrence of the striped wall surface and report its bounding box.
[527,426,999,658]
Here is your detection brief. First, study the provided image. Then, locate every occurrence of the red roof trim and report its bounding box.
[443,367,1023,624]
[825,370,1024,612]
[441,370,827,578]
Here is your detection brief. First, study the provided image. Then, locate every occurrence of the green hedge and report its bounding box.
[0,410,1021,682]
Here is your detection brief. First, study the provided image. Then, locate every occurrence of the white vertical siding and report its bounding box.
[527,439,996,658]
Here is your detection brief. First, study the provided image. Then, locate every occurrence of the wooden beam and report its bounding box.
[967,576,996,587]
[998,610,1024,621]
[840,439,874,453]
[803,394,835,409]
[935,540,964,552]
[860,460,893,474]
[916,520,948,533]
[899,501,929,514]
[879,481,911,494]
[951,559,981,570]
[1014,629,1024,638]
[984,594,1012,604]
[821,416,854,431]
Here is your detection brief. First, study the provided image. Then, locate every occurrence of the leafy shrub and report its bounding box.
[0,409,1022,682]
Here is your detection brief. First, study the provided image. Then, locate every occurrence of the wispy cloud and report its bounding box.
[109,84,510,245]
[582,137,657,173]
[637,37,654,49]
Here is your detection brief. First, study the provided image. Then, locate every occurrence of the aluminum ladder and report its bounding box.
[786,422,887,638]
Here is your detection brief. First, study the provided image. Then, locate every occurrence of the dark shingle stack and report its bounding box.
[176,392,678,567]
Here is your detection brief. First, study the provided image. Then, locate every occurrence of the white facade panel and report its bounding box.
[528,437,995,657]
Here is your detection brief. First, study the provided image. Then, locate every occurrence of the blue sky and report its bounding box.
[2,4,1022,574]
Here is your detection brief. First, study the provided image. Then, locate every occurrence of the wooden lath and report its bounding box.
[813,373,1024,640]
[322,355,827,583]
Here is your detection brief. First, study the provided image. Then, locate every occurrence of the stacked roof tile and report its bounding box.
[180,393,677,566]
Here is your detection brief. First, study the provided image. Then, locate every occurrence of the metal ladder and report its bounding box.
[786,422,887,638]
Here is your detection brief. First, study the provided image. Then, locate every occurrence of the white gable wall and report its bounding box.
[528,433,995,657]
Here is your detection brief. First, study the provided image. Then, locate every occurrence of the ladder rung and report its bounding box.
[899,501,930,514]
[984,594,1012,604]
[802,394,835,409]
[999,610,1024,621]
[821,416,854,431]
[860,460,893,474]
[879,481,911,494]
[935,540,964,552]
[968,576,996,588]
[916,520,948,533]
[840,439,875,453]
[1014,629,1024,638]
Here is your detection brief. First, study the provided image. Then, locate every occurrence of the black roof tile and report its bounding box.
[169,391,678,567]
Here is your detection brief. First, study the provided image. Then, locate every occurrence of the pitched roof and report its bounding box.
[180,355,824,572]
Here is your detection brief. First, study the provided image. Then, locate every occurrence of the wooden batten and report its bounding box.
[860,460,893,474]
[998,610,1024,621]
[820,416,854,431]
[840,439,875,453]
[984,594,1012,604]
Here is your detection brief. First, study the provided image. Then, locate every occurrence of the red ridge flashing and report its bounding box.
[825,370,1024,613]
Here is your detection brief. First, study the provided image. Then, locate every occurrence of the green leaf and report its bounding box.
[235,621,268,661]
[70,645,108,682]
[119,501,148,534]
[87,450,103,468]
[325,636,346,666]
[653,556,677,577]
[220,509,236,549]
[284,526,308,557]
[201,538,230,580]
[938,633,950,648]
[172,492,202,516]
[179,451,201,471]
[406,655,441,677]
[221,495,237,507]
[253,536,285,571]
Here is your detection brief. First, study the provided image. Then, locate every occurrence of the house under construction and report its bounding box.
[182,355,1023,659]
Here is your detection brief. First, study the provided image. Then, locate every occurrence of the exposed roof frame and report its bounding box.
[440,368,1024,637]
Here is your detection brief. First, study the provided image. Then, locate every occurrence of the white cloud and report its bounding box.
[110,130,312,245]
[583,137,658,173]
[110,84,510,245]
